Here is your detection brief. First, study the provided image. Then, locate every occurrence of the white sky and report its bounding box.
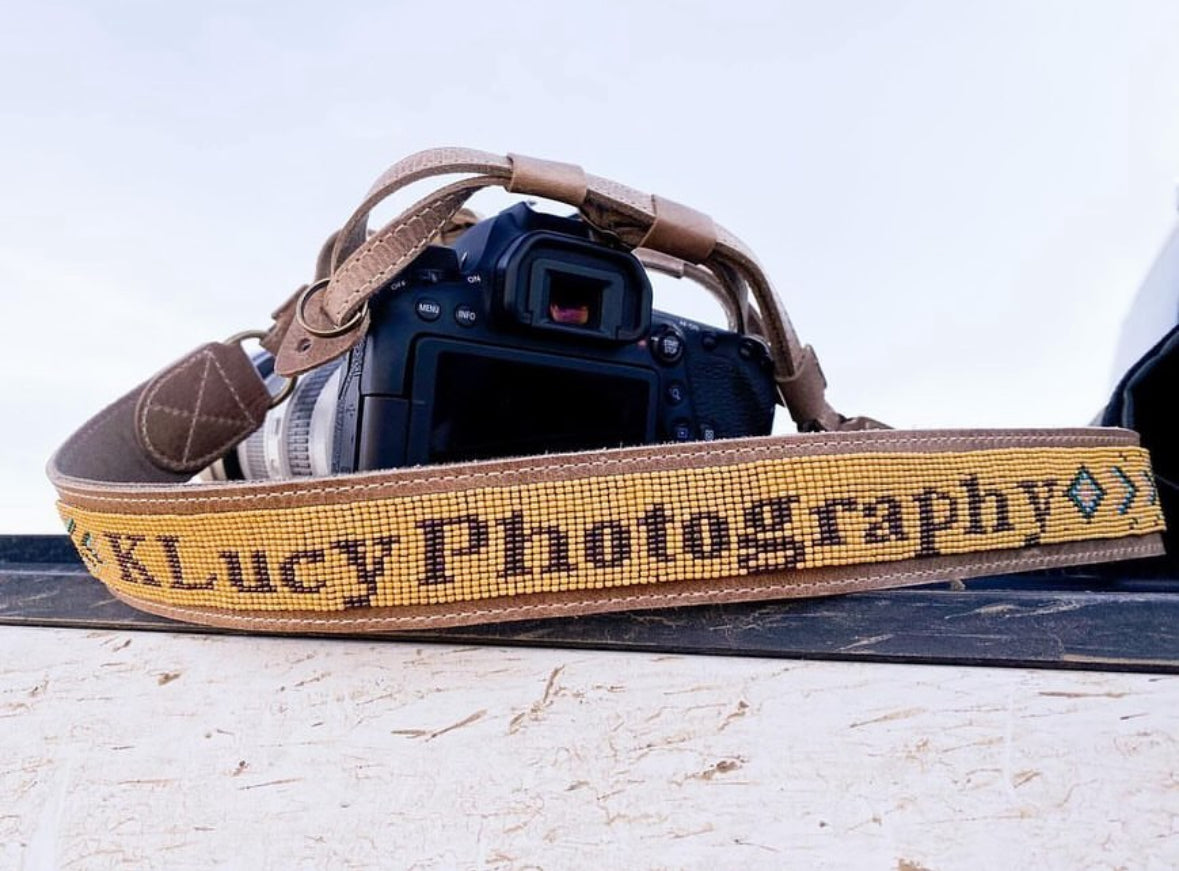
[2,0,1178,532]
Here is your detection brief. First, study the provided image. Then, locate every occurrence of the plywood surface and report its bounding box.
[1,626,1177,870]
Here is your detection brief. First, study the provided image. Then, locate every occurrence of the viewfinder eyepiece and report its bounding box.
[498,233,652,342]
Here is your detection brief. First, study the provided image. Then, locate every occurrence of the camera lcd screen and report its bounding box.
[414,343,656,464]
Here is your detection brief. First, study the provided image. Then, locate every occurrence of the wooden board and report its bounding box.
[4,536,1177,673]
[1,625,1177,869]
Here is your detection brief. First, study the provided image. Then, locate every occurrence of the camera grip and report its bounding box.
[681,341,778,440]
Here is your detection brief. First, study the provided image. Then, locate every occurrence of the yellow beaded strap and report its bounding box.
[56,439,1165,631]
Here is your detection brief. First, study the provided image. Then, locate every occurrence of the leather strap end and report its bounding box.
[837,415,892,432]
[639,195,717,263]
[776,344,843,432]
[273,298,369,378]
[507,153,588,206]
[134,343,273,475]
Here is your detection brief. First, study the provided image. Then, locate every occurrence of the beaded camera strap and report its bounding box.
[48,149,1166,633]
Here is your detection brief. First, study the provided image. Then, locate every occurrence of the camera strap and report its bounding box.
[47,148,1167,633]
[269,148,860,432]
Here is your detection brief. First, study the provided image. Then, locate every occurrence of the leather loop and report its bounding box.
[507,153,588,206]
[638,195,717,263]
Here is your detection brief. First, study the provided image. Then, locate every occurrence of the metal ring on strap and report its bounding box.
[295,278,369,338]
[224,329,297,408]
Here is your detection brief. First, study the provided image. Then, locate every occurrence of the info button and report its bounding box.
[415,298,442,322]
[454,304,479,328]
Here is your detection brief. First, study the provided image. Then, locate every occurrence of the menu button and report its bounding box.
[415,298,442,321]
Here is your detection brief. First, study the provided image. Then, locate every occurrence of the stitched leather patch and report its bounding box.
[134,343,271,474]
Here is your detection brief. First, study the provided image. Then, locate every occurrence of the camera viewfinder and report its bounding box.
[498,232,652,343]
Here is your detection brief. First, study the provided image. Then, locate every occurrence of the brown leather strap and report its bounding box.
[270,147,846,431]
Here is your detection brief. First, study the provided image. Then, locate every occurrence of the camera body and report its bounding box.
[225,203,777,479]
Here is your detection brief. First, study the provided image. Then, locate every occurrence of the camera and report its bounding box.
[214,203,778,480]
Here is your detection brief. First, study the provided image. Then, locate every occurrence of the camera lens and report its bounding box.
[207,356,342,480]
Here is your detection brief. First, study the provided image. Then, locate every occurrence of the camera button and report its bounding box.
[701,331,719,351]
[651,328,685,364]
[672,420,693,441]
[699,423,717,442]
[415,298,442,322]
[666,382,686,405]
[454,304,479,328]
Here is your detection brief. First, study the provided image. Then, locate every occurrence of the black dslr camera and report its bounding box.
[218,203,777,479]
